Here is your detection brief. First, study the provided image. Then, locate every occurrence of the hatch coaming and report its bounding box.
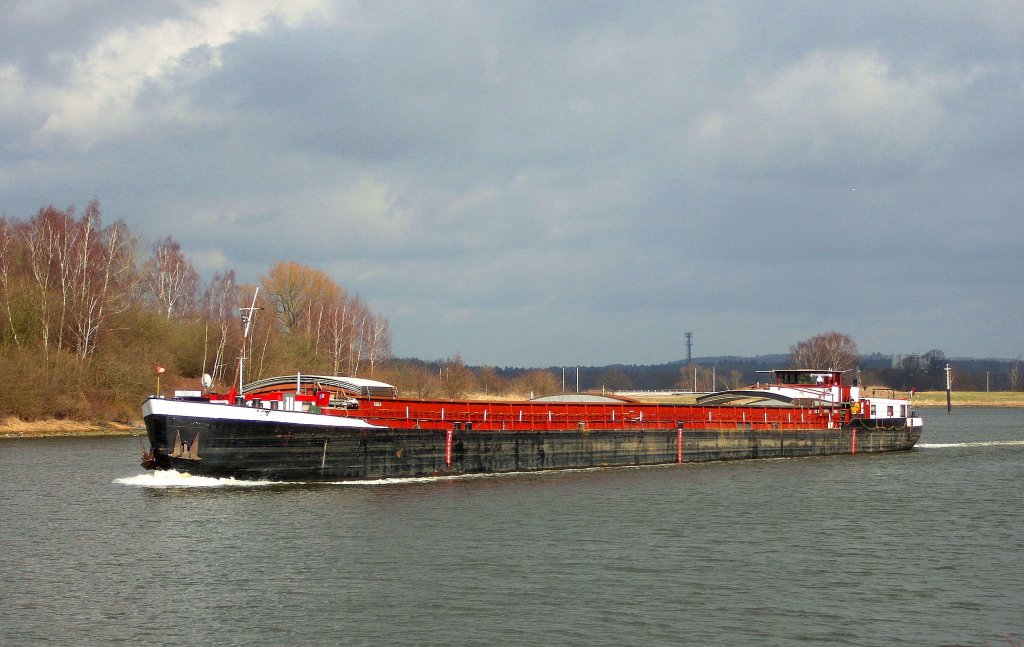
[162,367,917,433]
[243,374,399,399]
[700,369,849,406]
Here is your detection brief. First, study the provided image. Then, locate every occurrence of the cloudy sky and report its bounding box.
[2,1,1022,366]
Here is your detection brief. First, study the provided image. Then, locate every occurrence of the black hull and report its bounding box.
[145,412,922,481]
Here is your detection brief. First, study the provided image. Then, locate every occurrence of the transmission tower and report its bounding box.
[685,331,693,365]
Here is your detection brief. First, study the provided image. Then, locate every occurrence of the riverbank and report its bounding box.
[0,416,140,439]
[2,390,1020,438]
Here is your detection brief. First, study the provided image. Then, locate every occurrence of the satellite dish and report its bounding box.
[201,373,213,389]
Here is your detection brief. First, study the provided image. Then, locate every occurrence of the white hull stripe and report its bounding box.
[143,398,382,429]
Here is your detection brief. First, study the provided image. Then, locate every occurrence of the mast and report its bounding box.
[239,287,261,395]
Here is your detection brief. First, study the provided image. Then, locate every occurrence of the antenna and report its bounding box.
[238,287,262,395]
[685,331,693,365]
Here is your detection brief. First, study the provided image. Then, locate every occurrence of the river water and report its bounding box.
[2,408,1021,646]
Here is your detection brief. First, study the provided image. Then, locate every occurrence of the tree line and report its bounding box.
[1,207,1016,425]
[675,334,1022,393]
[0,202,390,421]
[874,352,1022,392]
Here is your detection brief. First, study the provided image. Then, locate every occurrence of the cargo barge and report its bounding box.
[140,369,922,481]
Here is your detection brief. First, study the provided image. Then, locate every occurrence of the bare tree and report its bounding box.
[1008,358,1021,392]
[677,363,714,392]
[237,284,272,384]
[513,370,559,398]
[345,296,371,375]
[323,292,374,377]
[365,315,391,377]
[789,331,859,371]
[476,365,508,396]
[256,261,391,378]
[261,261,339,334]
[725,368,746,389]
[201,270,239,386]
[21,206,63,355]
[145,236,198,319]
[66,202,136,359]
[326,297,350,376]
[441,353,477,399]
[0,217,21,347]
[401,363,441,399]
[19,202,136,360]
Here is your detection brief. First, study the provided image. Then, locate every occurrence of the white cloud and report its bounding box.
[313,176,417,248]
[0,64,26,100]
[188,247,232,276]
[15,0,330,150]
[2,2,1023,364]
[690,50,976,176]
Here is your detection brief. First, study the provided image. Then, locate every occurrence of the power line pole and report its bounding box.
[945,363,953,415]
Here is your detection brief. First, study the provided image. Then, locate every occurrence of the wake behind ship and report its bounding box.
[141,369,922,481]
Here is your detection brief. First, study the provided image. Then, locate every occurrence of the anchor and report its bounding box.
[140,441,157,470]
[168,431,202,461]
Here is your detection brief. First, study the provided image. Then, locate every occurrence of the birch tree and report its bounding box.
[201,270,239,386]
[18,203,136,360]
[21,206,62,355]
[145,236,198,319]
[365,314,391,377]
[67,202,136,359]
[0,218,21,347]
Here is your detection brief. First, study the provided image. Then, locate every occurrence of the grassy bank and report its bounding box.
[633,391,1024,407]
[909,391,1024,407]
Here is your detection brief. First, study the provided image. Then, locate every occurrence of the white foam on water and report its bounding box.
[325,472,503,486]
[112,469,516,488]
[114,465,625,488]
[321,467,596,486]
[917,440,1024,449]
[114,470,278,488]
[303,462,706,486]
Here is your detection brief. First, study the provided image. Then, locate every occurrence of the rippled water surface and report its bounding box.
[2,408,1022,646]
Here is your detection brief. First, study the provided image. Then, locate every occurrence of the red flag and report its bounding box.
[156,365,166,374]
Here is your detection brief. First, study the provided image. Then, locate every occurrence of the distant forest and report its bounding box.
[398,351,1022,398]
[1,202,1020,422]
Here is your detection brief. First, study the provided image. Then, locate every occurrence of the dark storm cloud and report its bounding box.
[1,0,1022,365]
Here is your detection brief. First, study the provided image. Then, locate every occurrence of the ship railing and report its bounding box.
[359,402,842,432]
